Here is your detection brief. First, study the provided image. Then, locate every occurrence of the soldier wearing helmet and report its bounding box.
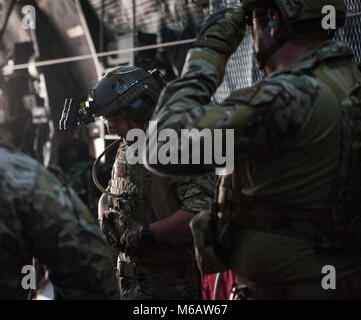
[146,0,361,299]
[92,66,214,300]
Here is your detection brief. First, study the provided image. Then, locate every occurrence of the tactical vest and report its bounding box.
[214,57,361,262]
[108,140,195,268]
[109,141,157,225]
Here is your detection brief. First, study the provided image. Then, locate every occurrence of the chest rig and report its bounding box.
[214,61,361,261]
[108,141,197,274]
[108,141,157,225]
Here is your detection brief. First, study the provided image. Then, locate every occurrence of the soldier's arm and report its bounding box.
[149,173,215,242]
[21,162,119,299]
[149,209,196,241]
[150,48,317,163]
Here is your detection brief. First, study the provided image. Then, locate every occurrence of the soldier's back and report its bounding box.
[0,144,119,300]
[228,41,361,299]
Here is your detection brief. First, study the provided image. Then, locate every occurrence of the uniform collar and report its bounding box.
[269,40,354,77]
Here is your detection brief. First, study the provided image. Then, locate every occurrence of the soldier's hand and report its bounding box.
[193,5,246,57]
[98,210,120,249]
[118,215,156,257]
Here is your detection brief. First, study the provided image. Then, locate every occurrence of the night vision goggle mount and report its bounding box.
[59,98,96,131]
[59,68,165,132]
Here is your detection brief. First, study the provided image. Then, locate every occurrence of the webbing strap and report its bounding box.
[313,66,348,100]
[218,187,359,250]
[313,64,351,200]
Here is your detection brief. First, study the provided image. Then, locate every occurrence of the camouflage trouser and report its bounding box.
[118,263,201,300]
[231,229,361,300]
[233,274,361,300]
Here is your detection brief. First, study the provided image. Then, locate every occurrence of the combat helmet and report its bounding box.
[91,66,165,123]
[242,0,347,27]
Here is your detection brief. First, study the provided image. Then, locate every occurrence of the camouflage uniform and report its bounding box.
[66,159,101,218]
[100,140,214,300]
[150,40,361,298]
[0,143,119,300]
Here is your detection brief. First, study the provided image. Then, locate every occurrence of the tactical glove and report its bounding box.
[118,215,156,257]
[193,5,246,58]
[99,210,156,257]
[99,210,123,250]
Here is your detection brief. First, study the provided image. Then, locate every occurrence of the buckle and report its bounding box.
[117,259,137,277]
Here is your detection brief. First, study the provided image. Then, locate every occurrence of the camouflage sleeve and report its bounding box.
[18,160,119,299]
[170,173,216,212]
[152,48,320,160]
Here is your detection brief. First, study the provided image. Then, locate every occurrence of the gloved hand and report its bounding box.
[100,210,156,257]
[119,215,157,257]
[193,5,246,57]
[99,210,123,250]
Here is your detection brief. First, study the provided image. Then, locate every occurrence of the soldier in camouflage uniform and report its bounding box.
[0,139,119,299]
[146,0,361,299]
[58,139,100,218]
[93,67,214,299]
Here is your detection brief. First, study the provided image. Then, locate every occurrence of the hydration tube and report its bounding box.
[92,139,123,197]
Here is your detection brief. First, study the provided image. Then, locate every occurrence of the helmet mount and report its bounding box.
[59,66,165,131]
